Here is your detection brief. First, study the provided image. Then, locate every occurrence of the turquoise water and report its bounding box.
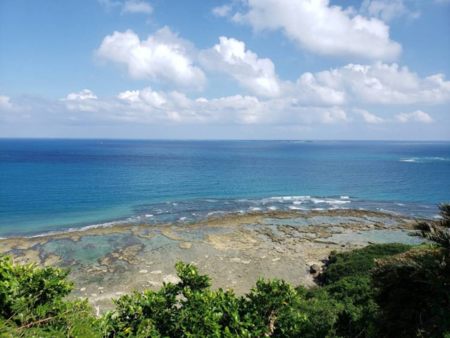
[0,140,449,236]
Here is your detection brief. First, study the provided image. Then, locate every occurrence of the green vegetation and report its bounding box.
[372,203,450,337]
[0,255,101,337]
[1,204,449,337]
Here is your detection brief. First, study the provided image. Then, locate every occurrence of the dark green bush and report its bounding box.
[320,243,412,284]
[103,264,339,338]
[373,247,450,337]
[0,255,100,337]
[324,275,378,337]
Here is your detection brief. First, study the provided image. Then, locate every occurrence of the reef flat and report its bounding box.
[0,209,424,312]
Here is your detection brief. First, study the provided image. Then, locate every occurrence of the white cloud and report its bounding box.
[118,87,166,108]
[56,86,349,126]
[360,0,419,22]
[65,89,98,101]
[122,0,153,14]
[320,107,348,124]
[200,36,280,97]
[233,0,401,60]
[355,109,384,124]
[63,89,100,112]
[395,110,433,123]
[99,0,153,14]
[0,95,13,110]
[96,27,206,89]
[292,72,346,105]
[212,4,232,17]
[302,63,450,105]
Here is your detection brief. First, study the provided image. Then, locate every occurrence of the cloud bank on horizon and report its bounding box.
[0,0,449,139]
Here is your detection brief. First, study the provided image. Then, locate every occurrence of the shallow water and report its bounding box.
[325,230,424,245]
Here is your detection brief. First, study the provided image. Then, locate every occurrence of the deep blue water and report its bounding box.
[0,139,449,236]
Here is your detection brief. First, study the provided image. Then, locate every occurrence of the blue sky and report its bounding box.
[0,0,449,139]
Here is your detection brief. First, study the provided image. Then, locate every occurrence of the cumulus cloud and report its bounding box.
[121,0,153,14]
[55,86,348,126]
[301,63,450,105]
[355,109,384,124]
[113,88,352,125]
[96,27,206,89]
[232,0,401,61]
[63,89,100,112]
[200,36,281,97]
[3,84,445,135]
[292,73,346,105]
[395,110,433,123]
[65,89,98,101]
[118,88,166,107]
[320,107,348,124]
[360,0,419,22]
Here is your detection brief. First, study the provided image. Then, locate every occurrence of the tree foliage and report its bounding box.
[372,203,450,337]
[415,203,450,250]
[0,255,101,337]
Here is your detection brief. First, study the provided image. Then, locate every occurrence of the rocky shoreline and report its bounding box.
[0,209,424,312]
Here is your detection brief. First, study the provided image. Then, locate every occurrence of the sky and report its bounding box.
[0,0,449,140]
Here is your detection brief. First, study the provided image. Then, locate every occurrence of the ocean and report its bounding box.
[0,139,449,236]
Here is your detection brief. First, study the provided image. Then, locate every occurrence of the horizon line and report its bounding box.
[1,137,450,142]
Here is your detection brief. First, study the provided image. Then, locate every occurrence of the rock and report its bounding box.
[139,269,148,274]
[310,264,321,274]
[230,257,251,264]
[179,242,192,249]
[150,270,162,274]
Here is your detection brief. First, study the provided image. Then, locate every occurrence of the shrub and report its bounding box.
[103,264,320,337]
[0,255,100,337]
[320,243,412,284]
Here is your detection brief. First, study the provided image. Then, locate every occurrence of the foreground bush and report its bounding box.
[372,204,450,337]
[0,255,101,337]
[102,262,333,337]
[320,243,411,285]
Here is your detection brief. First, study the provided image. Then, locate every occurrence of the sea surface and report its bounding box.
[0,139,449,236]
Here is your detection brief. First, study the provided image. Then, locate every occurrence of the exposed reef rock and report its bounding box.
[0,209,424,312]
